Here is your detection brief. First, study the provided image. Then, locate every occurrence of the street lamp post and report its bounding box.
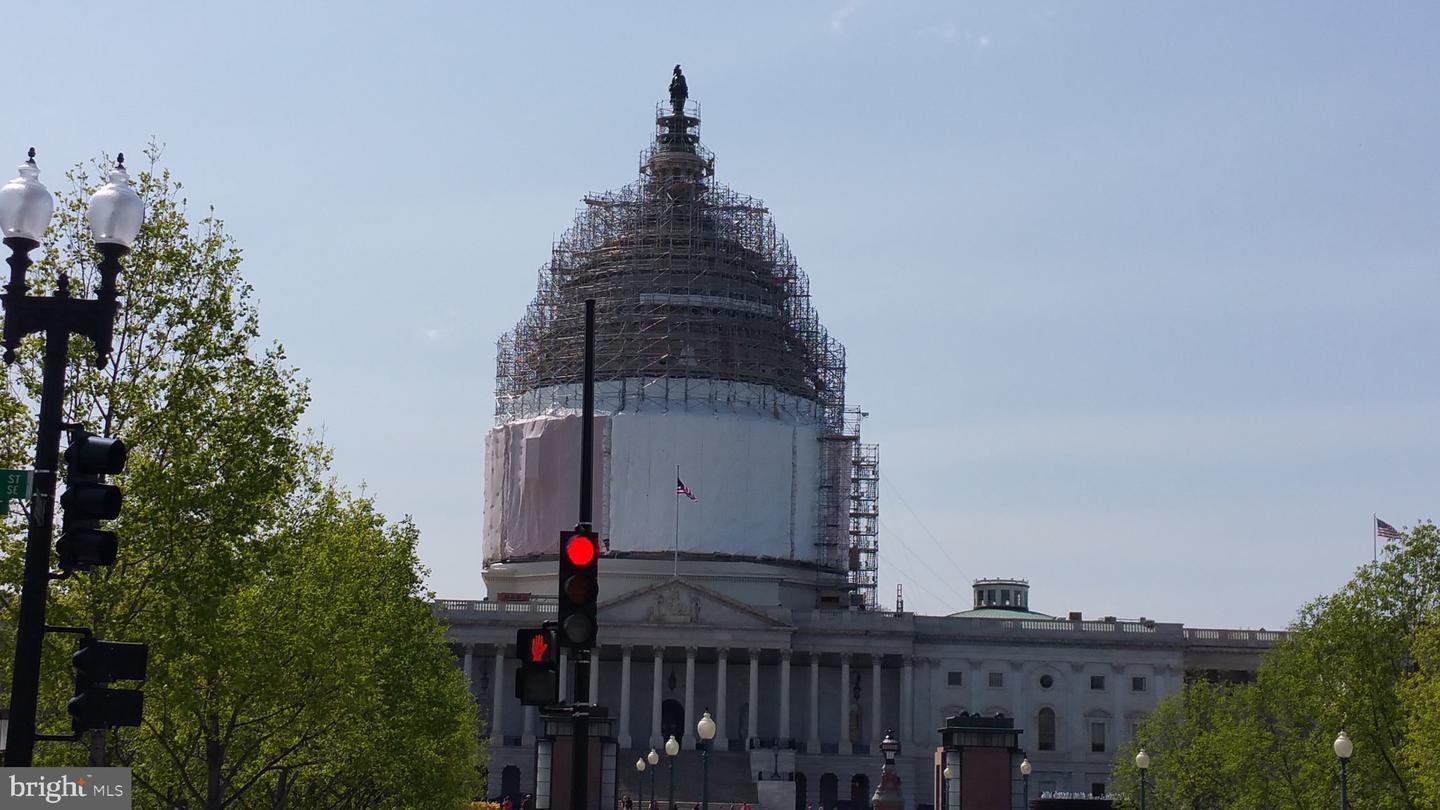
[1334,731,1353,810]
[697,709,717,810]
[941,765,953,810]
[1135,750,1150,810]
[648,748,660,807]
[636,757,647,810]
[1020,757,1032,808]
[665,734,680,809]
[0,150,143,766]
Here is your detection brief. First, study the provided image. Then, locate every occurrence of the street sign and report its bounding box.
[2,468,33,501]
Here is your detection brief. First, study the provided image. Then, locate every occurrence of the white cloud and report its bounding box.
[414,308,463,345]
[920,23,958,42]
[829,0,863,34]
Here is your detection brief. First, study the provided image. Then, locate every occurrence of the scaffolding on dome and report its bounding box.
[495,89,872,575]
[850,442,880,608]
[494,99,849,435]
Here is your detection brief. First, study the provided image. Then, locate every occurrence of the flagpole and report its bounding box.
[674,464,681,578]
[1373,512,1377,564]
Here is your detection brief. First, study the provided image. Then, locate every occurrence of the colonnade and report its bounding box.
[461,643,923,754]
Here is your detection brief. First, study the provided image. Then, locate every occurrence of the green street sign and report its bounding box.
[1,468,33,501]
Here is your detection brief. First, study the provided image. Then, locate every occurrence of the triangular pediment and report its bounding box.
[600,578,793,630]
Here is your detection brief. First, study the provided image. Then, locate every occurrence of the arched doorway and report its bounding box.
[661,699,686,744]
[819,773,838,810]
[794,772,808,810]
[500,765,521,802]
[849,774,870,809]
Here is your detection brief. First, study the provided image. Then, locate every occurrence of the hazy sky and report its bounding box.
[9,2,1437,629]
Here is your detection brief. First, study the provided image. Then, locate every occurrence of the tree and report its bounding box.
[1113,521,1440,810]
[0,146,482,808]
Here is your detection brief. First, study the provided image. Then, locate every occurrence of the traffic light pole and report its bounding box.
[6,320,71,766]
[571,298,596,810]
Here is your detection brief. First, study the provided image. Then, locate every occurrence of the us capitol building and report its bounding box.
[438,71,1279,810]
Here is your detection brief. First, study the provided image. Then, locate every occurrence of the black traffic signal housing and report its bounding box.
[514,625,559,706]
[69,637,147,732]
[56,428,127,571]
[557,529,599,648]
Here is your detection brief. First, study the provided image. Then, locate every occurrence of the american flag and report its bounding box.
[676,477,697,501]
[1376,518,1401,539]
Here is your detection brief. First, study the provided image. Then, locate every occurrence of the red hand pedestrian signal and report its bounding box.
[530,632,550,663]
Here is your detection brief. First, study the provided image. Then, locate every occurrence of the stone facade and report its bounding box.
[440,564,1279,809]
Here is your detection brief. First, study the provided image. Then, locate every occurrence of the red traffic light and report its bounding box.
[529,632,550,663]
[564,534,596,566]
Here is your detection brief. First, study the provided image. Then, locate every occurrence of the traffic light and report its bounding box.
[557,529,599,648]
[69,637,147,732]
[514,626,559,706]
[56,428,127,571]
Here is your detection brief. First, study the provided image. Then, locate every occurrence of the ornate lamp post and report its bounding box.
[648,748,660,807]
[636,756,647,810]
[697,709,717,810]
[870,730,904,810]
[1020,757,1032,808]
[941,765,954,810]
[1334,731,1353,810]
[0,150,143,766]
[1134,750,1150,810]
[665,734,680,809]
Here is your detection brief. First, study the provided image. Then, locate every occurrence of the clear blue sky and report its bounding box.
[9,2,1437,629]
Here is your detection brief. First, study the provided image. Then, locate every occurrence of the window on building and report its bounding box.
[1091,782,1106,797]
[1090,675,1106,690]
[1039,674,1053,689]
[1132,676,1147,692]
[975,591,983,607]
[988,671,1004,688]
[1091,721,1107,752]
[1038,708,1056,751]
[1000,589,1012,605]
[987,589,997,605]
[1018,592,1026,607]
[947,671,963,686]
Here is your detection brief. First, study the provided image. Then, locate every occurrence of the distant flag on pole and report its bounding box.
[676,477,698,501]
[1376,518,1402,539]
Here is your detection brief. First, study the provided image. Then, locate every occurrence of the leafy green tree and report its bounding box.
[1114,521,1439,810]
[0,147,482,808]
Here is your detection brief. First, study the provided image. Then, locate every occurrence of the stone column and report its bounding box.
[838,653,852,754]
[747,649,760,749]
[779,651,792,744]
[1111,663,1126,749]
[1010,661,1027,751]
[683,646,698,750]
[463,644,474,696]
[808,654,821,752]
[653,647,665,748]
[715,648,729,751]
[900,657,914,745]
[559,648,569,702]
[619,645,634,748]
[491,647,505,740]
[1070,662,1088,757]
[871,655,883,747]
[589,649,601,706]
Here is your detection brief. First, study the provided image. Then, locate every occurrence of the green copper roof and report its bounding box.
[947,607,1057,620]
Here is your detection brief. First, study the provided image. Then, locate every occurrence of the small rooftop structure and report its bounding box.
[949,578,1055,619]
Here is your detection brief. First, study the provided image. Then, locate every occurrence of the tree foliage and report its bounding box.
[1113,521,1440,810]
[0,147,482,808]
